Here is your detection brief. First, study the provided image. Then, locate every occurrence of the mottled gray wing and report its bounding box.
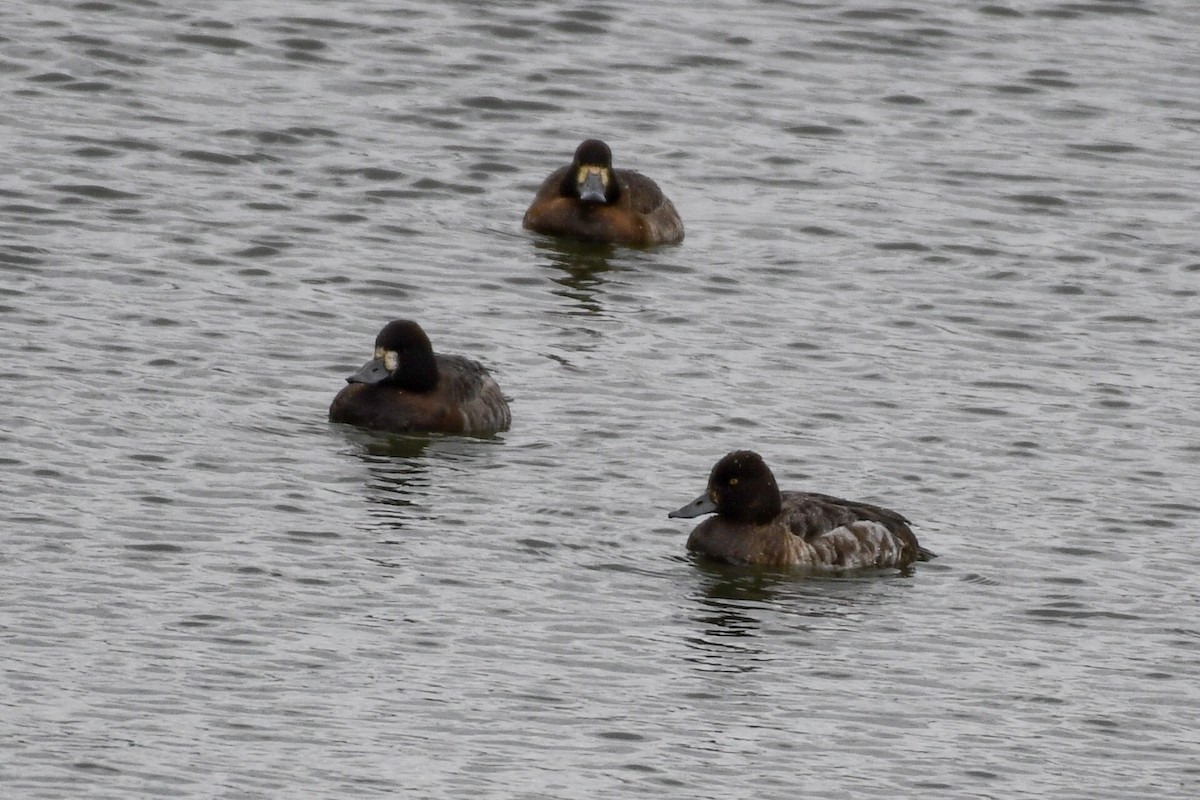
[435,355,493,400]
[779,491,914,542]
[435,354,511,432]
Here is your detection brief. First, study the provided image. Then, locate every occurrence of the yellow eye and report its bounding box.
[729,478,738,486]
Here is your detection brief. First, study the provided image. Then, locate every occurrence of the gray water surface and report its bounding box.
[3,1,1200,798]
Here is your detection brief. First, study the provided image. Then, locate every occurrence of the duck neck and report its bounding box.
[394,352,438,393]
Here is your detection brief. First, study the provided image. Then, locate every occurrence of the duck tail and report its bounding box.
[916,545,938,561]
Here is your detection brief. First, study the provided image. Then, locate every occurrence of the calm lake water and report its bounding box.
[3,1,1199,797]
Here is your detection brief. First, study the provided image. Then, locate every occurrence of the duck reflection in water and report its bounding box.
[682,570,801,672]
[337,433,507,534]
[532,236,615,316]
[683,562,909,673]
[348,438,434,527]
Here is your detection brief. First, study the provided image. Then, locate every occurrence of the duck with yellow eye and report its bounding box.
[329,319,511,436]
[669,450,935,570]
[523,139,684,246]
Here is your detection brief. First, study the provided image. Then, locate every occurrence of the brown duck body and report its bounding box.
[522,140,683,246]
[523,165,684,246]
[329,354,510,435]
[685,491,926,569]
[671,451,933,571]
[329,320,511,436]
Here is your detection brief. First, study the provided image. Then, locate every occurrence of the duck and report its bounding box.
[329,319,511,435]
[669,450,934,570]
[522,138,684,246]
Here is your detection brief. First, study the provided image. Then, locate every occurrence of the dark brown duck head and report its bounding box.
[669,450,783,525]
[346,319,438,393]
[563,139,617,204]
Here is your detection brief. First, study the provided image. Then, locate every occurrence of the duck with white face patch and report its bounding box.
[330,319,511,436]
[523,138,684,246]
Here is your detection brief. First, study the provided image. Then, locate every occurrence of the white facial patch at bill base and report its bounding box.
[576,166,610,187]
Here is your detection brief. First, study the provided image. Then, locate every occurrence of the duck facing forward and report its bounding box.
[669,450,933,570]
[329,319,511,435]
[522,139,684,246]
